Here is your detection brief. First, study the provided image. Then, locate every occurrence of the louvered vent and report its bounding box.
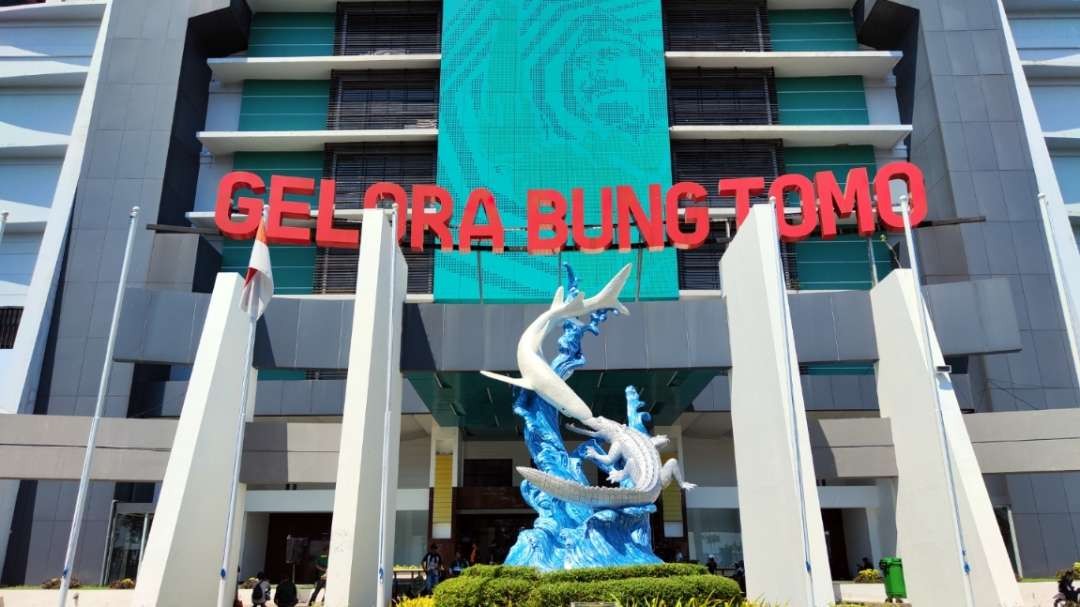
[663,0,770,52]
[335,2,441,55]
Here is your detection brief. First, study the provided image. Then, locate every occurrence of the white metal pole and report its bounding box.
[57,206,140,607]
[375,205,400,607]
[898,195,976,607]
[216,310,258,607]
[768,197,818,606]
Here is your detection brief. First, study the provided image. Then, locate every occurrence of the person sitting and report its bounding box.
[1060,569,1079,603]
[450,551,470,576]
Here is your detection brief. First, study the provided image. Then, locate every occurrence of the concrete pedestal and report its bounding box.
[325,210,407,607]
[130,273,255,607]
[871,270,1023,607]
[721,206,834,607]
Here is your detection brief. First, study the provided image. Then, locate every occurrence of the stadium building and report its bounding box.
[1,0,1079,591]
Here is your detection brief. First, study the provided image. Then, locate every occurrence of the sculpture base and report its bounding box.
[505,505,660,571]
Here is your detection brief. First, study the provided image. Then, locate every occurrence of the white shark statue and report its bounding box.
[481,264,695,508]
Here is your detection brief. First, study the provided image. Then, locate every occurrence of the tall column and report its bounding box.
[429,425,461,542]
[325,210,407,607]
[131,273,256,607]
[870,270,1023,606]
[721,206,833,607]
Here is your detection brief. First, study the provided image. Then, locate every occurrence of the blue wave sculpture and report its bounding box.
[501,265,665,570]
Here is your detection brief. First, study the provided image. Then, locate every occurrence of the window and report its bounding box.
[671,140,783,207]
[336,2,441,55]
[0,307,21,349]
[668,69,777,125]
[328,70,439,130]
[663,0,769,51]
[463,459,513,488]
[327,143,437,208]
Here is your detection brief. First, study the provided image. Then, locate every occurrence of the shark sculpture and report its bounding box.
[481,264,695,509]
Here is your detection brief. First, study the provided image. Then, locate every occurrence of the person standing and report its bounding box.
[421,543,443,594]
[251,572,271,607]
[705,555,718,575]
[275,576,299,607]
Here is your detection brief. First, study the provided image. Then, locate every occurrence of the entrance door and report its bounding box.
[455,513,536,565]
[104,512,153,584]
[264,513,332,583]
[821,509,850,580]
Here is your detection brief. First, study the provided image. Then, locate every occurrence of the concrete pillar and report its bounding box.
[721,205,833,607]
[429,425,461,541]
[131,273,256,607]
[325,210,407,607]
[870,270,1023,607]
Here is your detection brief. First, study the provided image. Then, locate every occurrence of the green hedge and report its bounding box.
[435,564,740,607]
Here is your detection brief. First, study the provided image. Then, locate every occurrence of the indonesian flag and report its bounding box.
[240,220,274,321]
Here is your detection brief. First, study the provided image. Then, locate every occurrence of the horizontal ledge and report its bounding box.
[209,54,442,83]
[665,51,900,78]
[246,0,854,11]
[197,128,438,153]
[669,124,911,148]
[1045,129,1080,150]
[0,140,68,159]
[1022,58,1080,78]
[0,64,89,87]
[0,0,105,22]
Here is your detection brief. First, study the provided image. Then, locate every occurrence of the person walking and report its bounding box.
[306,551,328,605]
[421,543,443,595]
[275,576,299,607]
[251,572,271,607]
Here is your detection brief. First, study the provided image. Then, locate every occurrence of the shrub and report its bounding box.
[109,577,136,589]
[434,575,536,607]
[853,568,883,583]
[40,577,80,589]
[398,597,436,607]
[459,564,541,580]
[525,575,740,607]
[543,564,708,584]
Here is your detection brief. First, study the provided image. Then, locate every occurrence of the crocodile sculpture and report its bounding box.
[481,264,695,509]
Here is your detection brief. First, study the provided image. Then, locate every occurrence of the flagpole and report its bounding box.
[216,279,259,607]
[0,211,8,248]
[57,206,139,607]
[375,205,400,607]
[899,195,976,607]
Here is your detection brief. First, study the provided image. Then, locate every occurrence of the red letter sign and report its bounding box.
[267,175,313,246]
[459,188,505,253]
[527,189,568,255]
[616,185,665,252]
[768,174,818,242]
[666,182,709,250]
[816,168,875,239]
[363,182,408,242]
[215,171,265,240]
[721,177,766,227]
[315,178,358,249]
[571,188,613,254]
[875,162,928,231]
[411,185,455,252]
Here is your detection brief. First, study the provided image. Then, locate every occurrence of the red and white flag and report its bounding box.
[240,220,274,321]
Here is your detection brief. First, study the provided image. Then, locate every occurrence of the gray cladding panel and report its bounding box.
[115,277,1023,371]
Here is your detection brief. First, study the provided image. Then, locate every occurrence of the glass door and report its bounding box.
[104,512,153,584]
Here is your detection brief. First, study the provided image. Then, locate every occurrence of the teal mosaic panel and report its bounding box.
[239,81,330,131]
[776,76,869,125]
[434,0,677,303]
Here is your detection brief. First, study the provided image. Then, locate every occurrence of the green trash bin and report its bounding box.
[879,557,907,601]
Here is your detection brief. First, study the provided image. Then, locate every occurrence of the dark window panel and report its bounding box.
[668,68,777,125]
[326,142,437,208]
[677,227,798,291]
[336,2,441,55]
[328,70,440,130]
[671,140,784,207]
[0,307,21,349]
[663,0,770,52]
